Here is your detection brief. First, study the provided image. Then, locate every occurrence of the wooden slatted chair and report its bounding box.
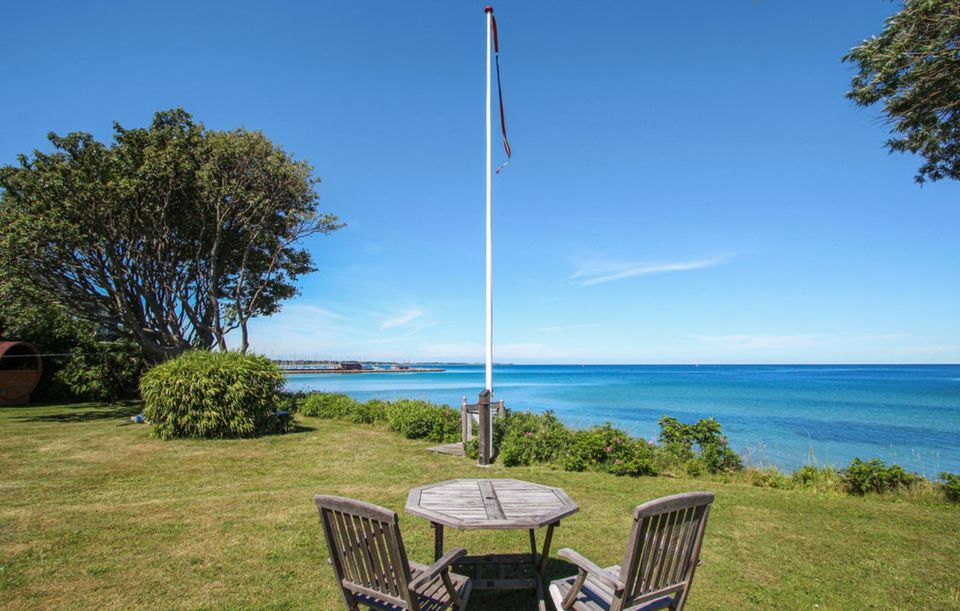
[548,492,715,611]
[314,495,472,611]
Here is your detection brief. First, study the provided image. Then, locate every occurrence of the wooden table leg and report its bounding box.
[530,525,556,611]
[535,575,546,611]
[537,522,557,577]
[432,522,444,561]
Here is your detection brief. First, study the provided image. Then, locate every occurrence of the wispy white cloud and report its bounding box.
[343,322,438,347]
[285,304,344,319]
[380,308,424,330]
[571,255,729,287]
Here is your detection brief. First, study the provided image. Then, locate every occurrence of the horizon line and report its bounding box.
[270,360,959,367]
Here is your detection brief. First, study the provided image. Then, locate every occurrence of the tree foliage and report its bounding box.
[0,278,143,402]
[0,109,342,362]
[844,0,960,183]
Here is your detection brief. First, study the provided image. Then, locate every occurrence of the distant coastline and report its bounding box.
[283,367,444,374]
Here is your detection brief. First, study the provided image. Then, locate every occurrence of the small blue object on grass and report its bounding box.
[130,414,145,423]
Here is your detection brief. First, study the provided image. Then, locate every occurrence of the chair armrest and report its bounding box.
[557,548,625,592]
[409,548,468,591]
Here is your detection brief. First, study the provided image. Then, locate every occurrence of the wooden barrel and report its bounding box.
[0,341,42,405]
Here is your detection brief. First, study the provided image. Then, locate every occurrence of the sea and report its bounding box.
[285,364,960,476]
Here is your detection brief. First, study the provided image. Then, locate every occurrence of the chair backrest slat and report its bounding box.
[333,510,365,587]
[636,513,664,593]
[336,512,363,585]
[381,513,416,605]
[359,516,387,595]
[619,492,714,611]
[351,513,376,588]
[671,505,705,586]
[650,507,682,590]
[664,506,695,585]
[374,519,403,597]
[315,495,417,610]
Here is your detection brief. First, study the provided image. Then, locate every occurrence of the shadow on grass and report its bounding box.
[15,405,318,436]
[17,403,142,423]
[282,424,317,435]
[463,556,578,610]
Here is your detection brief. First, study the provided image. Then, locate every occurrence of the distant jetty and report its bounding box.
[276,360,444,374]
[283,367,444,374]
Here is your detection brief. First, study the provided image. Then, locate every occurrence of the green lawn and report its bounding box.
[1,403,958,609]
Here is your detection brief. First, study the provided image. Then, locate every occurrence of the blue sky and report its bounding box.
[2,1,958,363]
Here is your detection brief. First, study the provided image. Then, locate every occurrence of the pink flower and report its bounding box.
[526,431,533,438]
[605,446,613,453]
[615,458,622,465]
[614,437,622,445]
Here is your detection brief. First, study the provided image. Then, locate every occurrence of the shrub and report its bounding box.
[300,393,360,419]
[681,458,703,478]
[498,410,571,467]
[752,467,789,489]
[560,427,609,472]
[940,472,960,502]
[385,399,460,443]
[790,465,841,491]
[657,416,742,474]
[791,465,821,487]
[608,438,658,477]
[140,351,287,439]
[276,391,308,414]
[464,438,479,459]
[700,441,744,474]
[559,423,655,476]
[351,399,390,424]
[54,339,144,403]
[841,458,918,495]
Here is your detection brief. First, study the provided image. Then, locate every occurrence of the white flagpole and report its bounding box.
[484,7,493,396]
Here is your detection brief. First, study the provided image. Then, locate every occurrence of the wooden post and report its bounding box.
[478,389,492,465]
[461,396,471,443]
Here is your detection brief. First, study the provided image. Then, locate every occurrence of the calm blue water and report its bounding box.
[285,365,960,476]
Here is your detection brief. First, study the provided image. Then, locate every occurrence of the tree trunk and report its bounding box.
[239,319,249,354]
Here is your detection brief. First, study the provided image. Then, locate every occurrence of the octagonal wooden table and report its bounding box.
[406,478,579,610]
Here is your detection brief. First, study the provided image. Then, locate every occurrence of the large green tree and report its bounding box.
[0,109,342,362]
[844,0,960,183]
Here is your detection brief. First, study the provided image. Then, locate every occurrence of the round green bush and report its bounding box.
[140,351,286,439]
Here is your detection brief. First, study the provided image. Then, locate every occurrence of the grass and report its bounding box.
[1,403,958,609]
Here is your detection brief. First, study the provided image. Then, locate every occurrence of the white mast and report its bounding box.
[484,7,493,395]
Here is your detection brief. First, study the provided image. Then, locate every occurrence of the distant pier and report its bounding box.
[276,359,444,374]
[282,367,444,374]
